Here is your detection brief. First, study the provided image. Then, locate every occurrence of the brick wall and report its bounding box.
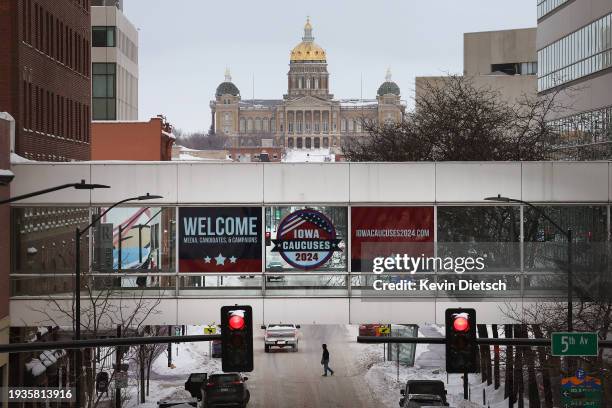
[0,116,11,320]
[0,0,91,161]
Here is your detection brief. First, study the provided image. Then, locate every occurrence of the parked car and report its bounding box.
[157,400,197,408]
[399,380,449,407]
[201,373,250,408]
[359,324,383,337]
[184,372,207,400]
[262,323,300,352]
[400,393,445,407]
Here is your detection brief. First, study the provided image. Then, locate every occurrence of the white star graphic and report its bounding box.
[214,253,226,266]
[204,256,211,263]
[229,256,237,263]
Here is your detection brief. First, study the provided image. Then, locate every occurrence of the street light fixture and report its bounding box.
[484,194,573,332]
[73,193,162,405]
[0,180,109,205]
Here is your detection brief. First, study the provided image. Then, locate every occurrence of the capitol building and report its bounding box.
[210,18,405,152]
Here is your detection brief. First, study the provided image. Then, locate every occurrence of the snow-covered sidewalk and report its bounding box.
[350,323,529,408]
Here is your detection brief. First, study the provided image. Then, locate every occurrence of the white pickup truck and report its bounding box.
[262,324,300,352]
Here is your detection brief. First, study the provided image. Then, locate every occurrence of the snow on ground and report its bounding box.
[350,323,529,408]
[151,325,221,376]
[120,325,221,407]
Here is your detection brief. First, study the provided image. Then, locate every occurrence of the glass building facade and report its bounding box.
[537,0,569,20]
[538,13,612,92]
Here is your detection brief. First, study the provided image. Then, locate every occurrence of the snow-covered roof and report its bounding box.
[10,152,32,163]
[162,130,176,139]
[0,169,14,177]
[283,148,335,163]
[339,99,378,108]
[173,153,231,162]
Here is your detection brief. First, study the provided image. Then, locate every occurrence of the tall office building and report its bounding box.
[416,28,538,106]
[0,0,92,161]
[91,1,138,120]
[537,0,612,159]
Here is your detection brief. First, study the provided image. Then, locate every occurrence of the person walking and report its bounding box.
[321,344,334,376]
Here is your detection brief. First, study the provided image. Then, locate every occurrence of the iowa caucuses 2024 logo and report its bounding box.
[272,209,342,270]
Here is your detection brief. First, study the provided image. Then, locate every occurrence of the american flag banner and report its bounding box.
[272,208,342,270]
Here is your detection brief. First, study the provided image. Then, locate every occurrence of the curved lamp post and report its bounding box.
[74,193,162,405]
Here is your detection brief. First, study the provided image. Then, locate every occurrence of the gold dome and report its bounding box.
[290,17,327,62]
[291,42,326,61]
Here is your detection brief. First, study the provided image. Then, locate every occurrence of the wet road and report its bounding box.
[247,325,382,408]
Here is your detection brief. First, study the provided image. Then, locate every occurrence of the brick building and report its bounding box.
[0,0,91,161]
[91,117,175,161]
[0,113,12,407]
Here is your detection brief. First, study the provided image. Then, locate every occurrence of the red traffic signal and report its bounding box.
[221,305,254,372]
[453,316,469,332]
[229,314,245,330]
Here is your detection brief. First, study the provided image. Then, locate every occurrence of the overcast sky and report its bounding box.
[123,0,536,133]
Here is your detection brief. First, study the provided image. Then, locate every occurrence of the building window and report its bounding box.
[255,118,262,132]
[240,118,246,133]
[224,112,230,122]
[288,137,294,148]
[270,118,275,132]
[537,0,569,19]
[538,13,612,91]
[247,118,253,132]
[92,26,116,47]
[547,105,612,160]
[92,63,116,120]
[262,118,268,132]
[323,137,329,148]
[341,119,346,132]
[296,137,303,148]
[305,137,312,148]
[314,137,320,148]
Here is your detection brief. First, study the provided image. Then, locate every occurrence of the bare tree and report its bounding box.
[343,75,566,162]
[31,275,164,408]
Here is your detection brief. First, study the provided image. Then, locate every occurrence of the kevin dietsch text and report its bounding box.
[372,278,507,292]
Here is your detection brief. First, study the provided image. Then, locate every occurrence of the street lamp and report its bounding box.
[0,180,109,204]
[74,193,162,404]
[484,194,573,332]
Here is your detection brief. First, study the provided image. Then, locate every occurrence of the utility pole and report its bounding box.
[116,325,122,408]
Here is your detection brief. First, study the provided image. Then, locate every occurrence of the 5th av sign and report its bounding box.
[552,332,598,357]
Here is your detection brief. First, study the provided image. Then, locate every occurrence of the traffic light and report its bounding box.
[445,308,477,373]
[221,305,253,372]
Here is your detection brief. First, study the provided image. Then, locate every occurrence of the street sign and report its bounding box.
[552,332,598,356]
[379,325,390,335]
[560,374,602,407]
[204,325,217,335]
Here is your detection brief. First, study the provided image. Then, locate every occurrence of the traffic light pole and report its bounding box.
[463,372,468,400]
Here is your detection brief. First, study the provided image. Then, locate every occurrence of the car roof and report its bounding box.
[267,324,295,328]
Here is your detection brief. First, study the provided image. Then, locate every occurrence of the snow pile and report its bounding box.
[151,325,221,376]
[10,152,32,163]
